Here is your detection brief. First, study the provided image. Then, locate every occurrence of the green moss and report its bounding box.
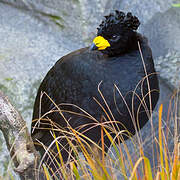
[40,12,64,21]
[54,21,65,29]
[4,78,13,81]
[48,14,64,21]
[40,12,65,29]
[172,3,180,7]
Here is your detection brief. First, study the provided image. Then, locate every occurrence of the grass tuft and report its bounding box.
[32,96,179,180]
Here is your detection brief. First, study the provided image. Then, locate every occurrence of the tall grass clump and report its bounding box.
[31,88,179,180]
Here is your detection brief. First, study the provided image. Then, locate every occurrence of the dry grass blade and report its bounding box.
[31,83,179,180]
[43,164,52,180]
[171,142,180,180]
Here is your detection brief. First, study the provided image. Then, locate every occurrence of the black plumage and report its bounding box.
[31,11,159,172]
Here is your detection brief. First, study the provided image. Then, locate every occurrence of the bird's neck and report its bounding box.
[124,31,139,53]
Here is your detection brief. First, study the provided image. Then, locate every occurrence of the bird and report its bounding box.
[31,10,159,176]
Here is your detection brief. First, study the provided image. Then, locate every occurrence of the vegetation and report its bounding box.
[173,1,180,7]
[33,91,179,180]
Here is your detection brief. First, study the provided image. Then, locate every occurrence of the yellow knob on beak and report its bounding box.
[90,36,110,51]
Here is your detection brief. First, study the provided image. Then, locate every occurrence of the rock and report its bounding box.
[142,7,180,89]
[156,51,180,89]
[0,2,76,177]
[108,0,174,24]
[142,7,180,57]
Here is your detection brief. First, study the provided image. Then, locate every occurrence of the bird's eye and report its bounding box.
[110,35,119,41]
[112,35,117,39]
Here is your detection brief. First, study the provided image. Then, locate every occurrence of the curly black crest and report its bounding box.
[97,10,140,36]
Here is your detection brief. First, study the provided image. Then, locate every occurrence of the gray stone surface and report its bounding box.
[0,0,179,178]
[108,0,174,24]
[143,7,180,89]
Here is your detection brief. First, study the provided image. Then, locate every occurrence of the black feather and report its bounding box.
[31,10,159,178]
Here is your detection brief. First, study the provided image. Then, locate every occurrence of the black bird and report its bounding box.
[32,10,159,173]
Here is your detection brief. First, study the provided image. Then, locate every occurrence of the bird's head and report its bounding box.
[90,11,140,56]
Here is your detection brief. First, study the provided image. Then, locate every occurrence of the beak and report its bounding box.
[89,36,110,51]
[89,43,98,51]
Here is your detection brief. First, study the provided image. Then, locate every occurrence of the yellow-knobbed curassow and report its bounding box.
[32,10,159,171]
